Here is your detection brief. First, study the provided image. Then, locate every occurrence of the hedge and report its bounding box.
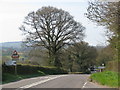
[2,64,68,75]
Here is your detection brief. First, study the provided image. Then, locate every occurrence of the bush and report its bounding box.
[84,70,91,74]
[2,65,15,74]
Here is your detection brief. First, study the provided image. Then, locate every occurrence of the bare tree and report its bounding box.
[20,6,85,67]
[86,1,119,33]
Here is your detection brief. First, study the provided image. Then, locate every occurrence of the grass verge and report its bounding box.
[90,71,120,87]
[2,64,68,84]
[2,71,46,84]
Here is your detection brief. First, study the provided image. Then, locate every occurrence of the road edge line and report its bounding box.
[82,82,87,88]
[19,75,68,89]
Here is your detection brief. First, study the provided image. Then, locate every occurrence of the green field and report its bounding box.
[90,71,120,87]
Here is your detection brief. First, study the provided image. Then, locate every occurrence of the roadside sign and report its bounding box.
[11,50,19,59]
[5,60,16,66]
[98,66,105,69]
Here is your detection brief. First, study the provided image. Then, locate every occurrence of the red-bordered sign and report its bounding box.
[11,50,19,58]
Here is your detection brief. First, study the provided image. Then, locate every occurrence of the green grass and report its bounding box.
[90,71,120,87]
[2,64,68,84]
[2,71,46,84]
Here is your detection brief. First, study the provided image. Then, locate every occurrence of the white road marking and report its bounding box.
[82,82,87,88]
[19,75,68,89]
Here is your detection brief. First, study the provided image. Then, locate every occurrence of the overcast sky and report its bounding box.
[0,0,108,46]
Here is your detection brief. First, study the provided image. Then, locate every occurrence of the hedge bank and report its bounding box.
[2,64,68,75]
[2,64,68,83]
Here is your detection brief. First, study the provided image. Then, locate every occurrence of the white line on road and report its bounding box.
[82,82,87,88]
[19,75,68,89]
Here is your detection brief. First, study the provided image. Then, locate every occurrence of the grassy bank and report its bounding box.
[2,64,68,84]
[2,72,46,84]
[90,71,120,87]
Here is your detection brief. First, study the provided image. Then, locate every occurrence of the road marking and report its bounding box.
[18,75,68,89]
[82,82,87,88]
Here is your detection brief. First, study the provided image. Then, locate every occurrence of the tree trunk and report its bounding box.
[48,51,62,68]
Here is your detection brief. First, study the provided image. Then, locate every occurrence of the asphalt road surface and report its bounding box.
[1,74,116,90]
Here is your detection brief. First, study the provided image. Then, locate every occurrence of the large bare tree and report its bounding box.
[20,6,85,67]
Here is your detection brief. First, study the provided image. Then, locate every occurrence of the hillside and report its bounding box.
[0,41,22,49]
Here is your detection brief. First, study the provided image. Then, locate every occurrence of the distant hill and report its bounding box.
[0,41,22,49]
[0,41,32,53]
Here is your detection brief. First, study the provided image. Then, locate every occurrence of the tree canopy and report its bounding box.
[86,1,120,61]
[20,6,85,67]
[86,1,119,34]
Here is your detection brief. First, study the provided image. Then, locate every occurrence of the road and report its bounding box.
[1,74,116,90]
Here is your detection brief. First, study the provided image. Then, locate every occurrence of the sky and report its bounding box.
[0,0,109,46]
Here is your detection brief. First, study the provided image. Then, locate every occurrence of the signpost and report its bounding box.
[11,50,19,60]
[11,50,19,75]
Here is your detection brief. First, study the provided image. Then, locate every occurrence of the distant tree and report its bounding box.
[63,42,98,72]
[20,6,85,67]
[28,47,48,65]
[2,56,10,64]
[72,42,98,72]
[96,45,115,66]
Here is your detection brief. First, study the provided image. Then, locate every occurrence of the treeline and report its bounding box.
[22,41,114,73]
[86,1,120,72]
[2,41,115,73]
[26,41,98,73]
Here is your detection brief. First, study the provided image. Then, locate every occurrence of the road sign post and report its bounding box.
[15,64,17,75]
[11,50,19,75]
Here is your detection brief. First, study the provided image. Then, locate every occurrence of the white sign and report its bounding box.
[5,60,16,66]
[98,66,105,69]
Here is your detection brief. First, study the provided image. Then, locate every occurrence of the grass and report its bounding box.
[2,64,68,84]
[2,71,46,84]
[90,71,120,87]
